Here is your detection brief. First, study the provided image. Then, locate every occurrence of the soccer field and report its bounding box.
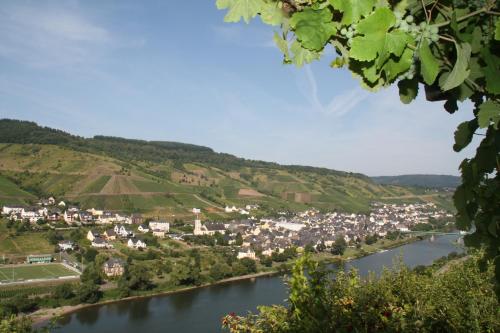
[0,263,79,283]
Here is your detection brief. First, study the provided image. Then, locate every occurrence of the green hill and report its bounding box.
[371,175,461,188]
[0,119,453,217]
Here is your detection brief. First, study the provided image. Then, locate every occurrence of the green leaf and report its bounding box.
[419,39,440,85]
[453,119,478,152]
[260,2,284,26]
[383,47,413,81]
[495,19,500,41]
[350,8,404,63]
[216,0,265,24]
[273,32,291,64]
[398,78,418,104]
[328,0,375,25]
[481,48,500,95]
[477,100,500,129]
[440,42,471,91]
[290,8,337,51]
[290,40,321,67]
[356,7,395,35]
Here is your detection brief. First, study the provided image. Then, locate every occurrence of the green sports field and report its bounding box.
[0,263,79,283]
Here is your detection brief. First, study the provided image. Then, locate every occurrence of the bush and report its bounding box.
[222,256,499,333]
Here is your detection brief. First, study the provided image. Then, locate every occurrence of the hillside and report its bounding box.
[0,119,453,217]
[371,174,461,188]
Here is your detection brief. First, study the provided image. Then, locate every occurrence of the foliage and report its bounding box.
[118,263,153,292]
[80,264,103,285]
[0,316,33,333]
[330,236,347,255]
[53,283,75,300]
[222,255,499,332]
[217,0,500,295]
[76,283,102,304]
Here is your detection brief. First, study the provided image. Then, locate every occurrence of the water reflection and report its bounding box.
[129,298,151,322]
[75,307,99,326]
[168,289,200,313]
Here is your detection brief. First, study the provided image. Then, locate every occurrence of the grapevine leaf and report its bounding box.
[453,119,478,152]
[477,100,500,129]
[419,39,440,85]
[356,7,395,35]
[328,0,375,25]
[273,32,291,63]
[383,47,413,81]
[290,40,321,67]
[216,0,265,24]
[350,8,399,62]
[350,36,380,61]
[495,19,500,41]
[481,48,500,95]
[440,42,471,91]
[260,2,284,26]
[397,78,418,104]
[290,8,337,51]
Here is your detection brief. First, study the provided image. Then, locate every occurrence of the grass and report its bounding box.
[0,263,77,282]
[82,175,111,193]
[0,226,54,256]
[0,175,34,198]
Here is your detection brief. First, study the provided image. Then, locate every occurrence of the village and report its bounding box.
[0,196,454,279]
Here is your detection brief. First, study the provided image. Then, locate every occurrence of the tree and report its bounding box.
[217,0,500,295]
[54,283,75,300]
[83,248,98,263]
[80,264,102,285]
[331,236,347,256]
[76,283,101,304]
[209,262,232,281]
[119,264,153,291]
[240,258,257,274]
[235,232,243,246]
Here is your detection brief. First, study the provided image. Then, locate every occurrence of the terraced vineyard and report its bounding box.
[0,120,453,217]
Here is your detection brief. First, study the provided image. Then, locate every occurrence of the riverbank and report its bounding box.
[29,235,439,328]
[30,270,278,327]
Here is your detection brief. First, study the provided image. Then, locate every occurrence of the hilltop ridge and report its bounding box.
[0,119,453,217]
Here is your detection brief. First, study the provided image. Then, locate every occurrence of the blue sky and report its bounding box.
[0,0,479,176]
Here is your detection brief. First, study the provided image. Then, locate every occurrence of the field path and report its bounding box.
[193,194,223,210]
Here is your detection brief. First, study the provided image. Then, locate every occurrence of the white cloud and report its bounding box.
[300,65,369,117]
[0,2,115,68]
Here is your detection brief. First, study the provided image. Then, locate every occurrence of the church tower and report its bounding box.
[194,219,202,235]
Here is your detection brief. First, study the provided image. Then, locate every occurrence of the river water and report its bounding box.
[55,235,463,333]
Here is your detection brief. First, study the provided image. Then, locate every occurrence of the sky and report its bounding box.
[0,0,480,176]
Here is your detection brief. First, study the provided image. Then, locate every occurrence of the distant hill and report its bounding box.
[0,119,454,216]
[371,175,461,188]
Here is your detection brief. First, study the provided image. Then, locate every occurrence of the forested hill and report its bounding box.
[371,175,461,188]
[0,119,358,177]
[0,119,453,216]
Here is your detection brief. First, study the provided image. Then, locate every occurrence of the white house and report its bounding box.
[225,206,238,213]
[193,219,226,236]
[152,229,166,238]
[58,240,75,251]
[92,237,112,249]
[237,248,256,260]
[149,221,169,232]
[138,224,150,233]
[127,238,147,249]
[114,225,134,238]
[2,206,25,216]
[87,230,100,242]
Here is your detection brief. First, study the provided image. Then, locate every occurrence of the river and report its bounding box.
[54,235,463,333]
